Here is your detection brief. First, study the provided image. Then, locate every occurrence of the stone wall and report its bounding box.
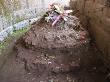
[70,0,110,67]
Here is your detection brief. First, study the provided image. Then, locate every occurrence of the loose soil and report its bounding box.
[0,16,109,82]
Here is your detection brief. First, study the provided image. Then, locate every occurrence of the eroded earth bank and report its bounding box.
[0,14,109,82]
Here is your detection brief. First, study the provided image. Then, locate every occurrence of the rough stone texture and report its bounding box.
[70,0,110,67]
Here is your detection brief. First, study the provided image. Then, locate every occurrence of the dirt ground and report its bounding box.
[0,43,109,82]
[0,16,110,82]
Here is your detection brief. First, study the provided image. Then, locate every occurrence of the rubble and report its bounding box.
[15,3,90,75]
[45,3,73,26]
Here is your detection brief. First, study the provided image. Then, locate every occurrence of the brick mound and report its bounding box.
[15,15,90,75]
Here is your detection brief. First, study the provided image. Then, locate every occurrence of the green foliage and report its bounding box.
[0,28,29,50]
[0,0,21,16]
[0,0,10,15]
[0,0,5,8]
[13,0,21,10]
[15,16,25,24]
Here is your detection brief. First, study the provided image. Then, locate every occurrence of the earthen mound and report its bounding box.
[15,16,90,75]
